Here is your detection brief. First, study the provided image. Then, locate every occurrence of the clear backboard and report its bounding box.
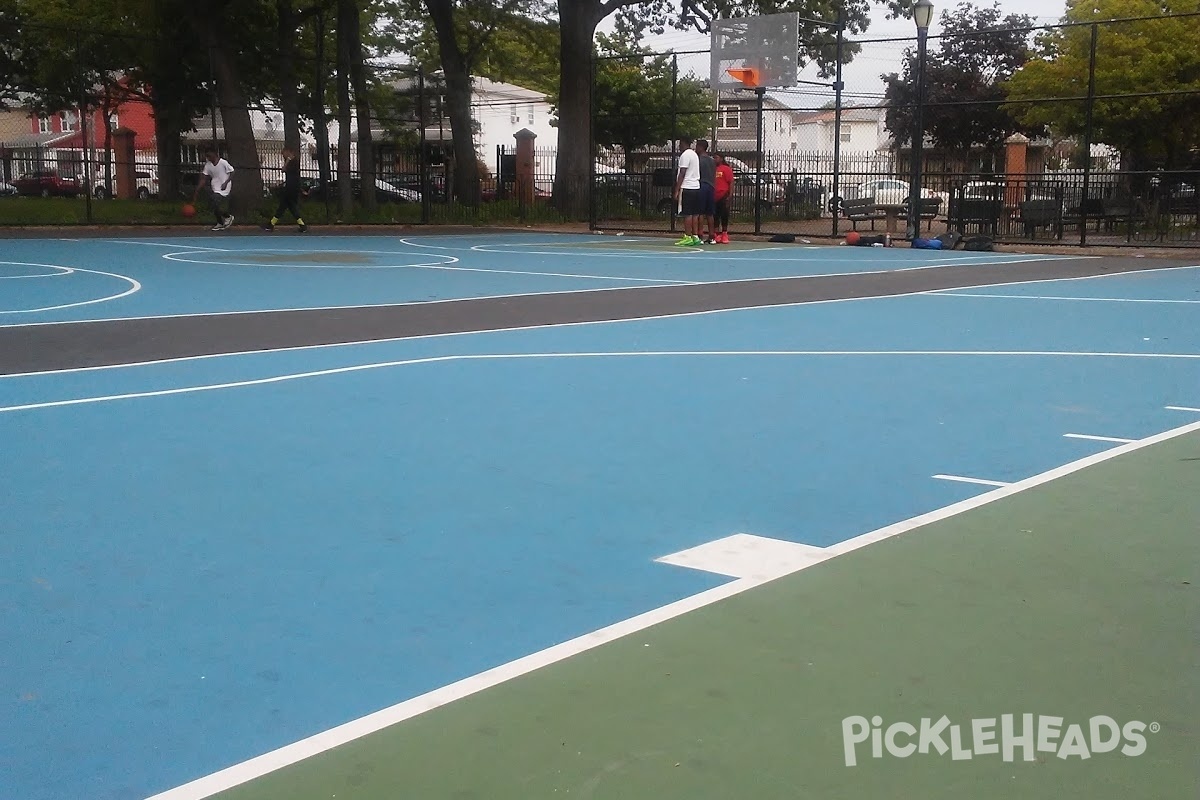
[710,12,800,90]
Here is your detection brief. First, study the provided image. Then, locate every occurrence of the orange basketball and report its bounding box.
[845,230,860,245]
[182,203,196,218]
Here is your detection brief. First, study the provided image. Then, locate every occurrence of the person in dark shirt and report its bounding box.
[263,147,307,232]
[695,139,717,244]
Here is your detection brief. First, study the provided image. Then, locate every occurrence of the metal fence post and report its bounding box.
[418,66,430,224]
[831,9,845,237]
[670,53,678,233]
[1079,22,1098,246]
[754,87,765,234]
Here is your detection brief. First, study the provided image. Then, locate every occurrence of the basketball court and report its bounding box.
[2,227,1198,799]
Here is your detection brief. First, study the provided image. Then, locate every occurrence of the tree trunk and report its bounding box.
[186,4,263,212]
[346,0,376,211]
[553,0,600,219]
[312,8,333,192]
[424,0,479,206]
[277,0,302,154]
[335,0,355,213]
[153,100,185,199]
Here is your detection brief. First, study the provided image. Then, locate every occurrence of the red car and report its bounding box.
[13,169,81,197]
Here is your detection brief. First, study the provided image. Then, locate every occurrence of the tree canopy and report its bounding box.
[882,1,1041,153]
[1003,0,1200,169]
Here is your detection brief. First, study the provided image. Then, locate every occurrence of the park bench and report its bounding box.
[842,196,886,230]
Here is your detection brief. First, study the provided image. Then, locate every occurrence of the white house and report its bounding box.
[468,76,557,167]
[792,105,887,154]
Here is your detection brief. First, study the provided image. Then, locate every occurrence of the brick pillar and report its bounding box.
[1004,132,1029,211]
[112,127,137,200]
[513,128,537,206]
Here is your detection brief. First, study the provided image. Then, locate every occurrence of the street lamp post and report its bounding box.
[906,0,934,241]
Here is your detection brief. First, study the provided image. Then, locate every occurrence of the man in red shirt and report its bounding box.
[713,153,734,243]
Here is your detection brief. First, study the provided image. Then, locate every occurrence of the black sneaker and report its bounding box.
[262,222,274,231]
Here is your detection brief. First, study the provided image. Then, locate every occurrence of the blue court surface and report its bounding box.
[1,233,1198,800]
[1,232,1091,325]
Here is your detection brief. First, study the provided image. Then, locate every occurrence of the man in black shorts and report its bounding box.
[672,136,702,246]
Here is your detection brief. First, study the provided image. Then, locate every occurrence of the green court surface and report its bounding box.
[210,426,1200,800]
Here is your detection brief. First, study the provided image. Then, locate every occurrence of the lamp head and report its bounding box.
[913,0,934,30]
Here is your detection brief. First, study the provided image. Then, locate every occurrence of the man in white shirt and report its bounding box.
[193,147,235,231]
[672,136,701,246]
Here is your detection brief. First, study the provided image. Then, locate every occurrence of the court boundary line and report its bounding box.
[932,474,1011,487]
[159,248,699,284]
[2,264,1198,378]
[397,236,1098,264]
[923,291,1200,304]
[4,349,1200,412]
[141,415,1200,800]
[0,257,1194,338]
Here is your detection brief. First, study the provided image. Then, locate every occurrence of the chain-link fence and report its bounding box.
[1,13,1196,244]
[591,12,1200,247]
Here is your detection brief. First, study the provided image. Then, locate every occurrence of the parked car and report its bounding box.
[93,170,159,199]
[12,169,80,198]
[847,178,949,214]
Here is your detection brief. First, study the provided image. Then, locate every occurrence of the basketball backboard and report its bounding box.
[710,13,799,90]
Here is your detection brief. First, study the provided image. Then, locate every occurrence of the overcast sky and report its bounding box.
[598,0,1070,111]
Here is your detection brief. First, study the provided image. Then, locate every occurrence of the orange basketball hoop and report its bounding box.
[725,67,761,88]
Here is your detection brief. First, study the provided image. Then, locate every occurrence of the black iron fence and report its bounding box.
[0,12,1197,246]
[589,11,1200,247]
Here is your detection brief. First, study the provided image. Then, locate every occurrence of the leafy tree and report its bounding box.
[882,2,1041,156]
[394,10,560,95]
[1003,0,1200,170]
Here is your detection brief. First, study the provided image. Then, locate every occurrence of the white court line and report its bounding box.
[99,240,230,252]
[397,235,1092,263]
[1166,405,1200,413]
[1,261,1195,379]
[2,248,1178,335]
[924,292,1200,304]
[0,263,141,314]
[142,414,1200,800]
[1063,433,1137,444]
[4,349,1200,411]
[931,474,1012,487]
[160,249,697,284]
[0,265,74,279]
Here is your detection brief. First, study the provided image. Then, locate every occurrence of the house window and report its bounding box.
[60,111,76,132]
[527,106,534,124]
[38,116,50,134]
[109,112,119,129]
[510,105,519,124]
[718,105,740,130]
[840,131,851,143]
